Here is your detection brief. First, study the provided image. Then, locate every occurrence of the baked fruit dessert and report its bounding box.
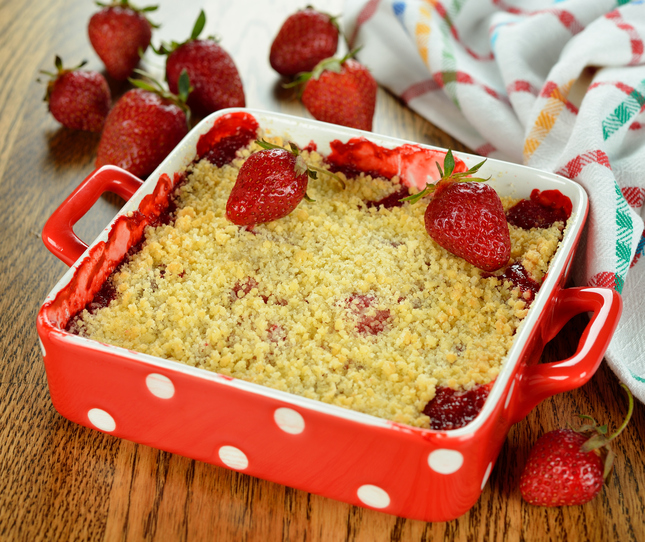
[68,116,571,429]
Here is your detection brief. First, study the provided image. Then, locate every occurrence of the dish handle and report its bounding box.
[42,166,143,266]
[509,287,622,424]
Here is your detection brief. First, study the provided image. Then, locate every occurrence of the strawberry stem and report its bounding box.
[152,9,217,56]
[283,47,362,90]
[607,383,634,441]
[38,56,90,102]
[581,383,633,453]
[401,149,489,205]
[129,69,192,124]
[95,0,160,28]
[255,139,345,189]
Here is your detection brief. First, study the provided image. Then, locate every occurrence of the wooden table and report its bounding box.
[1,1,643,540]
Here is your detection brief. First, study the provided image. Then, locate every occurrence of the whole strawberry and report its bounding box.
[270,7,339,77]
[96,73,189,178]
[405,150,510,272]
[294,52,377,131]
[520,384,633,507]
[157,10,245,117]
[226,140,342,226]
[88,0,157,80]
[40,56,111,132]
[226,141,311,226]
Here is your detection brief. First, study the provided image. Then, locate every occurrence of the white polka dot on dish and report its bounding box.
[481,462,493,490]
[274,407,305,434]
[427,449,464,474]
[87,408,116,432]
[357,485,390,509]
[218,446,249,470]
[145,373,175,399]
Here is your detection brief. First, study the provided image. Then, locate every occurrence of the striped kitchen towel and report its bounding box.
[344,0,645,402]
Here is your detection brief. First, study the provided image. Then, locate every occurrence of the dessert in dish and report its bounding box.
[68,114,570,429]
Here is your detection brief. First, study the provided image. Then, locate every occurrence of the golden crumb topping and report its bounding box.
[72,139,565,427]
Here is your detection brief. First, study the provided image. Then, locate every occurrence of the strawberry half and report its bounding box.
[291,52,377,131]
[270,7,340,77]
[520,383,634,507]
[156,10,245,117]
[40,56,111,132]
[88,0,157,81]
[226,140,342,226]
[405,150,511,272]
[96,72,189,178]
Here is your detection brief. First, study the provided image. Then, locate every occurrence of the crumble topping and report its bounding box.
[71,139,565,427]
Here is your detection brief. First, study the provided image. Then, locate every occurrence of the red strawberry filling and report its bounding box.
[423,384,492,430]
[327,137,468,190]
[498,263,541,303]
[507,189,572,229]
[345,294,391,335]
[196,112,259,166]
[483,262,541,305]
[267,323,287,343]
[365,186,410,209]
[231,277,287,306]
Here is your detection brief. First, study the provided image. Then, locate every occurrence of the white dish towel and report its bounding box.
[344,0,645,403]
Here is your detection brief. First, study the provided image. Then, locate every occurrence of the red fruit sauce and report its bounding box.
[365,186,410,209]
[345,294,391,335]
[506,189,572,229]
[231,277,287,306]
[196,112,259,167]
[494,262,541,303]
[232,277,260,300]
[326,137,467,190]
[423,384,492,430]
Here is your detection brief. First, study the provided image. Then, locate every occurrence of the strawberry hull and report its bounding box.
[38,109,621,522]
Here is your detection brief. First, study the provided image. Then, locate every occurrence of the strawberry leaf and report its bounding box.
[177,68,191,103]
[256,139,286,151]
[581,433,609,452]
[402,149,490,206]
[580,383,633,454]
[128,69,191,124]
[97,0,160,27]
[191,10,206,41]
[604,448,616,480]
[400,185,435,205]
[444,149,455,178]
[307,164,345,189]
[436,160,444,179]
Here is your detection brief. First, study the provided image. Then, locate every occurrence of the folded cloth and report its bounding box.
[344,0,645,403]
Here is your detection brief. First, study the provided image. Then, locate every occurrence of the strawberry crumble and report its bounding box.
[70,138,568,428]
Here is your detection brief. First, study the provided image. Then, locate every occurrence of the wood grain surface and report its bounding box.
[1,1,643,541]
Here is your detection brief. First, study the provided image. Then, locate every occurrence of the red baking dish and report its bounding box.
[37,109,621,522]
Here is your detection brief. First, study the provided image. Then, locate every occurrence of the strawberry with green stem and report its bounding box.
[404,150,511,272]
[520,383,634,507]
[155,10,245,117]
[226,139,344,226]
[88,0,158,81]
[96,70,190,178]
[40,56,111,133]
[288,49,377,131]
